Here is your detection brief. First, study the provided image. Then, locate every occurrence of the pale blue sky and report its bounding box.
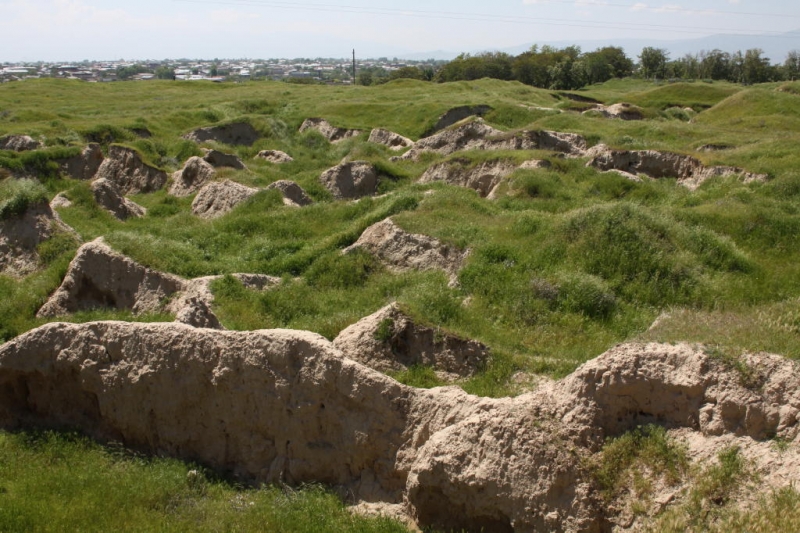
[1,0,798,61]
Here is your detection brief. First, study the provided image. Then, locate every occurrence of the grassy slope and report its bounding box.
[2,76,800,531]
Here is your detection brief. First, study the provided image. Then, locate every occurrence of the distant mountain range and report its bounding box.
[400,30,800,63]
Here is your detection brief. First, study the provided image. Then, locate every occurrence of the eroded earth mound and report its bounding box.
[266,180,312,207]
[419,158,518,198]
[4,324,798,531]
[91,178,147,220]
[191,180,259,219]
[0,201,77,277]
[169,156,216,197]
[344,218,468,285]
[587,145,769,189]
[58,143,104,180]
[94,146,167,195]
[202,149,247,170]
[400,120,587,161]
[319,161,378,199]
[0,134,41,152]
[368,128,414,150]
[299,118,361,143]
[184,123,259,146]
[36,238,184,317]
[333,303,489,379]
[426,105,493,135]
[255,150,294,164]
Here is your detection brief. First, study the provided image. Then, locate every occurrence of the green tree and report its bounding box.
[388,66,425,81]
[155,66,175,80]
[116,64,148,80]
[784,50,800,80]
[639,47,669,80]
[698,49,731,80]
[742,48,771,84]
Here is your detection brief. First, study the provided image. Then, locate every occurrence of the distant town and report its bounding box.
[0,57,444,84]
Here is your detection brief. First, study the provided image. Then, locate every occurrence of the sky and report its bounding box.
[1,0,798,62]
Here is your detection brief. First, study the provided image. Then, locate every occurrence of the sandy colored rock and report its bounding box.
[426,105,493,136]
[169,156,216,197]
[255,150,294,164]
[91,178,146,220]
[35,238,275,327]
[0,321,604,532]
[191,180,259,219]
[94,145,167,195]
[298,118,361,143]
[368,128,414,151]
[36,238,184,317]
[266,180,312,207]
[583,102,643,120]
[58,143,104,180]
[554,343,800,446]
[0,134,41,152]
[184,122,259,146]
[167,273,279,327]
[319,161,378,199]
[49,193,72,209]
[334,303,489,379]
[5,322,800,531]
[202,149,247,170]
[0,201,77,277]
[344,218,468,285]
[519,159,552,170]
[587,146,768,190]
[419,158,518,198]
[400,119,587,161]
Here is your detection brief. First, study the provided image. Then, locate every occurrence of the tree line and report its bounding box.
[358,46,800,89]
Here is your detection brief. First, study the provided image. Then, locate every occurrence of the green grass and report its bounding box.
[0,178,48,219]
[0,429,407,533]
[2,77,800,382]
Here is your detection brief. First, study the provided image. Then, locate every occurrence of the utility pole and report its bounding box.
[352,49,356,84]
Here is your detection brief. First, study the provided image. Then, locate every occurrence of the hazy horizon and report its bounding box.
[2,0,798,63]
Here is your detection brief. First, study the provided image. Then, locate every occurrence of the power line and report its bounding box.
[172,0,800,37]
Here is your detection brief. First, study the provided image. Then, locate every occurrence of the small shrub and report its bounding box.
[0,178,48,219]
[305,250,376,290]
[80,124,131,144]
[389,365,444,389]
[374,317,395,342]
[516,172,562,199]
[556,272,617,319]
[592,424,688,501]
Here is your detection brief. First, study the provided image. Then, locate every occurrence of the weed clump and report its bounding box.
[0,178,48,219]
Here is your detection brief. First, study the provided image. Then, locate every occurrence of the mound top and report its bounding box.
[299,118,361,143]
[94,145,167,195]
[255,150,294,164]
[400,119,587,161]
[36,238,184,317]
[425,105,493,136]
[587,145,768,190]
[266,180,312,207]
[202,149,247,170]
[319,161,378,199]
[184,122,259,146]
[191,180,259,219]
[0,201,77,277]
[58,143,104,180]
[169,156,216,197]
[91,178,147,220]
[0,134,41,152]
[344,218,468,286]
[368,128,414,151]
[334,303,489,379]
[419,158,518,198]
